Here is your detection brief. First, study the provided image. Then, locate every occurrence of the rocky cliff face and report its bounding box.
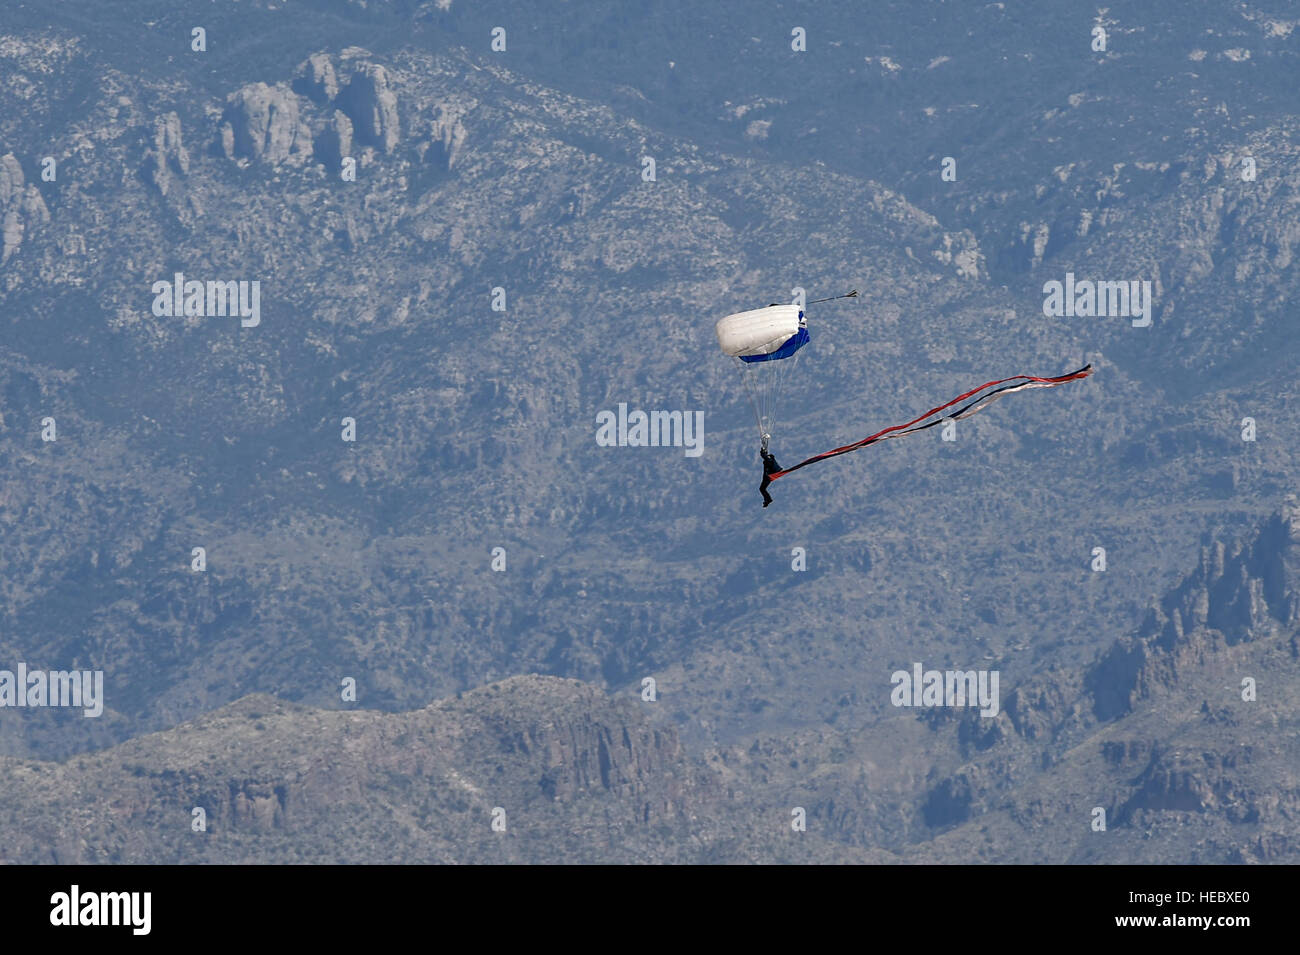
[336,62,400,154]
[141,112,190,196]
[293,53,402,159]
[0,676,726,863]
[214,53,403,170]
[0,153,48,264]
[986,498,1300,745]
[425,101,470,171]
[219,83,314,166]
[1089,496,1300,720]
[876,499,1300,863]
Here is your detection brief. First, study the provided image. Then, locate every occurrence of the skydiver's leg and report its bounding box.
[760,474,773,507]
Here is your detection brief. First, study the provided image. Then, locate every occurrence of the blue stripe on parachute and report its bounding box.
[738,326,809,363]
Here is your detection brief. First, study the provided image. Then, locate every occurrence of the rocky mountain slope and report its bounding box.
[2,501,1295,863]
[0,674,888,864]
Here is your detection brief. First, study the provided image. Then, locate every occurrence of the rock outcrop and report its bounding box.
[1088,497,1300,719]
[425,102,469,170]
[0,153,50,264]
[335,62,395,153]
[292,53,401,156]
[142,112,190,195]
[292,53,340,105]
[316,110,353,168]
[333,62,400,154]
[219,83,314,166]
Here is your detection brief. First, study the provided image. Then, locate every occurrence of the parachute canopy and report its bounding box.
[715,305,807,362]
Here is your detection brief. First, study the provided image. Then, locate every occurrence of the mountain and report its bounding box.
[0,674,889,864]
[2,500,1296,863]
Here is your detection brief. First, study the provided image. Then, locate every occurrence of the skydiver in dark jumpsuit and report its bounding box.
[760,448,781,507]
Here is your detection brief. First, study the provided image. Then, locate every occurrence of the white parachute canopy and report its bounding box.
[715,305,804,358]
[715,304,808,449]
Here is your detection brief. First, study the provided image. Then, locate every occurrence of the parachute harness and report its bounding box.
[768,364,1094,483]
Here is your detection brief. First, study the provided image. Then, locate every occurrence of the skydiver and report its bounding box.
[759,447,781,507]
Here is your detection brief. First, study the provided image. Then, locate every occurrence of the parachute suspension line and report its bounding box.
[734,356,768,449]
[770,344,801,449]
[769,350,786,441]
[767,342,801,449]
[761,355,781,448]
[735,352,796,453]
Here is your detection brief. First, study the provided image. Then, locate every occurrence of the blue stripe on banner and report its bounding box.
[739,327,809,363]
